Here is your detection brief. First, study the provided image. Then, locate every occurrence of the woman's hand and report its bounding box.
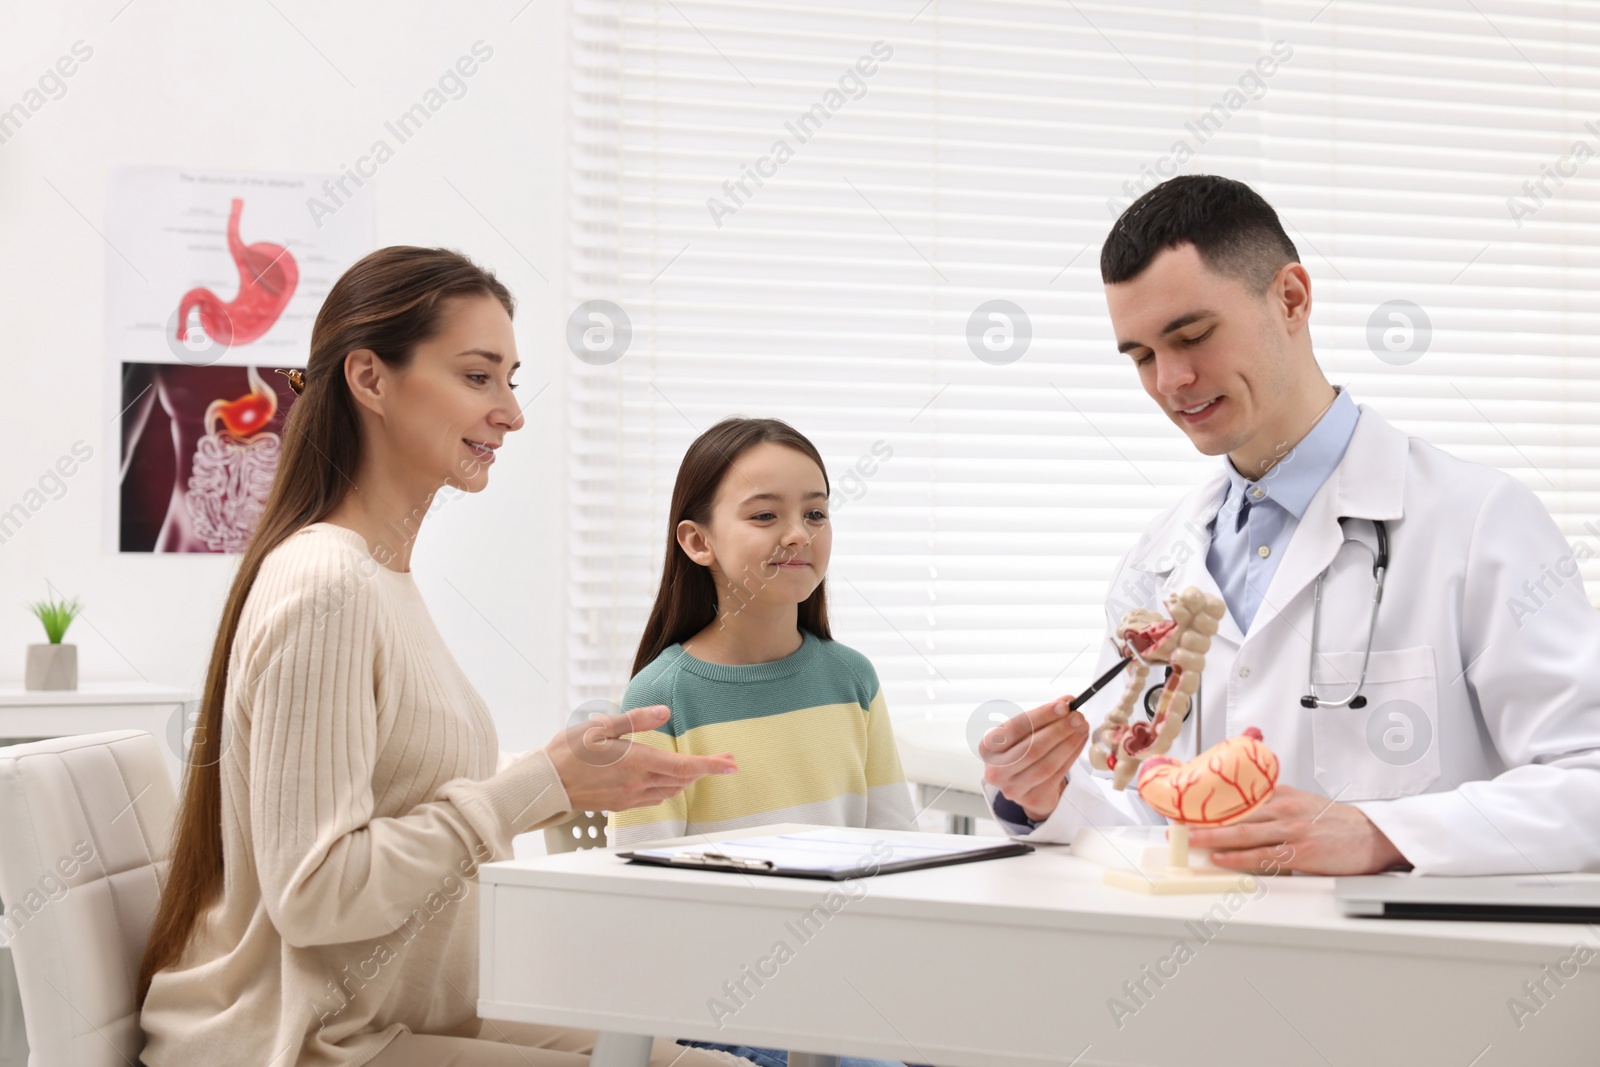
[544,704,737,812]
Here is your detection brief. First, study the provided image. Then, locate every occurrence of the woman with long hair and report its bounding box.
[138,247,743,1067]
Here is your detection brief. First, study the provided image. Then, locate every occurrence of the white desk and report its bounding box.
[894,719,989,832]
[0,682,194,784]
[479,824,1597,1067]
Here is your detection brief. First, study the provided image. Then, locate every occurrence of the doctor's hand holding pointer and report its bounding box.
[980,695,1407,876]
[977,696,1083,822]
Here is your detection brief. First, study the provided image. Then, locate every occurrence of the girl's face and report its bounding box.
[681,441,832,612]
[374,294,524,494]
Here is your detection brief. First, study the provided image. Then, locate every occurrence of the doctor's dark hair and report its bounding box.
[138,246,513,1004]
[1101,175,1299,293]
[632,417,833,677]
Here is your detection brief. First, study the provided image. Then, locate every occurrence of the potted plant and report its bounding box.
[25,595,82,691]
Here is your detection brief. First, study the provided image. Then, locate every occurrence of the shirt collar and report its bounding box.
[1218,387,1360,520]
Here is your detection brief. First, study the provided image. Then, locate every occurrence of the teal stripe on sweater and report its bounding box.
[623,630,880,738]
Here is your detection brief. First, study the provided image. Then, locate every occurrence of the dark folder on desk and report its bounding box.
[620,827,1032,880]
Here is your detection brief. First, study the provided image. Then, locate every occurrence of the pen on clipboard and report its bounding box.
[670,850,776,872]
[1067,655,1132,711]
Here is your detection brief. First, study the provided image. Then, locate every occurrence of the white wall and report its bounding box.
[0,1,573,850]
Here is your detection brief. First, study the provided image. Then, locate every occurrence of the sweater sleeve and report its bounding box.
[862,685,917,831]
[243,560,571,949]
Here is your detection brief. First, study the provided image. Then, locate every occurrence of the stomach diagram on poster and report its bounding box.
[175,198,299,348]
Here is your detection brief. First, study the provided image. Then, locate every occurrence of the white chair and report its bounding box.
[0,730,175,1067]
[543,810,609,854]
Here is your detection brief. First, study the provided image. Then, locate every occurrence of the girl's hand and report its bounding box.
[544,704,737,812]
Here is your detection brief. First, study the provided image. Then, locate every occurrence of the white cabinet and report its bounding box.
[0,683,194,785]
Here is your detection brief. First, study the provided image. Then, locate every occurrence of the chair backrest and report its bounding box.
[0,731,176,1067]
[543,810,608,854]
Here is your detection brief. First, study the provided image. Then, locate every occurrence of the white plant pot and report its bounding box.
[24,644,77,691]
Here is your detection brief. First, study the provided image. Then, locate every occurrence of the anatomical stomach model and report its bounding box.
[1088,588,1282,894]
[118,363,294,553]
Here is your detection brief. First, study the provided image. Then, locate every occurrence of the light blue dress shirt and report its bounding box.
[1205,388,1360,633]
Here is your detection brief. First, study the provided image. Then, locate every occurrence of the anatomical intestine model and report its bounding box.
[1089,588,1282,893]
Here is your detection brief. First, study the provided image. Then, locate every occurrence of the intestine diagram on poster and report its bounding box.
[105,167,373,553]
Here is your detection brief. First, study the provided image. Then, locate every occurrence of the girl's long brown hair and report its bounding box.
[137,247,513,1002]
[632,418,833,677]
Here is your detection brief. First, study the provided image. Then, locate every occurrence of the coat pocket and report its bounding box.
[1309,646,1440,800]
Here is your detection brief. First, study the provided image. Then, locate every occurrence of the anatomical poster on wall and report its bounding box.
[104,166,373,553]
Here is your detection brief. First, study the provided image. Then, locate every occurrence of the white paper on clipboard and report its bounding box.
[628,827,1012,875]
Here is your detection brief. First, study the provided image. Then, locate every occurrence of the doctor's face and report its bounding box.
[1104,243,1302,467]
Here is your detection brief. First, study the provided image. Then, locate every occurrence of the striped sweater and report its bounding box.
[607,630,916,848]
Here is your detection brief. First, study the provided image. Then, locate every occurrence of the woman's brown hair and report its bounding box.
[632,417,833,677]
[137,247,513,1001]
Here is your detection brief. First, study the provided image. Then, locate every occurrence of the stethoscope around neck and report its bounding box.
[1132,515,1390,726]
[1299,516,1390,710]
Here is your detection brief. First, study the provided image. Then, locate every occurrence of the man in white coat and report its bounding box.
[981,174,1600,877]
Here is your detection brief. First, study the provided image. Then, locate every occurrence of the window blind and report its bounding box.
[567,0,1600,723]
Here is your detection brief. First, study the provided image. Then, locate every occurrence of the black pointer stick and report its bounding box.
[1067,655,1133,711]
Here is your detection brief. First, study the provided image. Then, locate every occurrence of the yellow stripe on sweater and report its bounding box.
[609,699,904,830]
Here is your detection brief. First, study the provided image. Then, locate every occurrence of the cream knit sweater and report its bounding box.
[140,523,572,1067]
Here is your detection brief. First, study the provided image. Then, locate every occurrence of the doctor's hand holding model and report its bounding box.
[980,174,1600,877]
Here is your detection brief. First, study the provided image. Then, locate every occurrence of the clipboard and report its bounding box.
[619,827,1033,880]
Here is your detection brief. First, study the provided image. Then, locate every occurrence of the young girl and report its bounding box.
[609,419,914,1067]
[137,247,743,1067]
[609,417,916,847]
